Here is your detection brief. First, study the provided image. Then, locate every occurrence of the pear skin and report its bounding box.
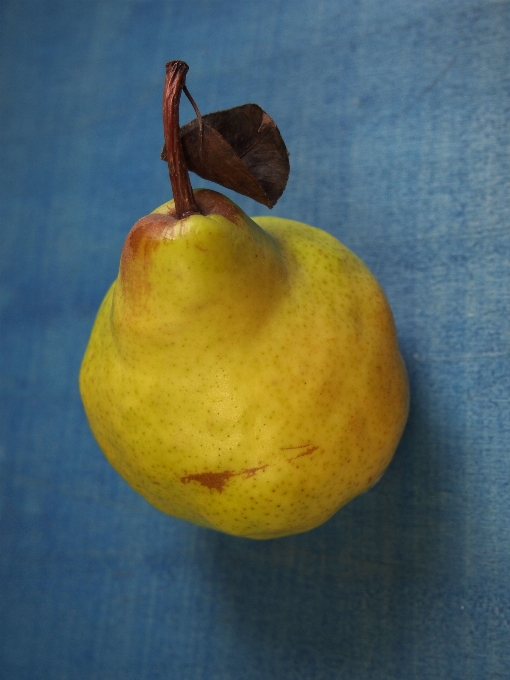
[80,189,409,539]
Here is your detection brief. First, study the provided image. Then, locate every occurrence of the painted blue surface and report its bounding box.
[1,1,509,678]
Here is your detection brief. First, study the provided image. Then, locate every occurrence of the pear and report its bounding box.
[80,188,408,538]
[79,62,409,539]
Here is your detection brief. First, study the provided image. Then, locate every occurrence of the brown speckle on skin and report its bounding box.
[287,446,319,462]
[241,465,268,478]
[180,464,269,492]
[180,470,235,492]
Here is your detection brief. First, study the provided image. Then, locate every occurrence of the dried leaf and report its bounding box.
[161,104,290,208]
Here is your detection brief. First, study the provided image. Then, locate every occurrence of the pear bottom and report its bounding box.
[80,202,409,539]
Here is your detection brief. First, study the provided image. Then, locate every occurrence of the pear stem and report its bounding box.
[163,61,200,219]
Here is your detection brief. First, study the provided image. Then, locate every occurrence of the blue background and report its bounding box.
[1,1,509,678]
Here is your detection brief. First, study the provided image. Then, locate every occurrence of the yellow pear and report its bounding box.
[79,60,408,539]
[80,188,408,539]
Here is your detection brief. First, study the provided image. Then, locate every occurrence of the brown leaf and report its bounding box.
[161,104,290,208]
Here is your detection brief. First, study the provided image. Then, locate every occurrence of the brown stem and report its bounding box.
[163,61,200,219]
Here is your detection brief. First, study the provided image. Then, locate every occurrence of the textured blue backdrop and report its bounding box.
[1,1,509,678]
